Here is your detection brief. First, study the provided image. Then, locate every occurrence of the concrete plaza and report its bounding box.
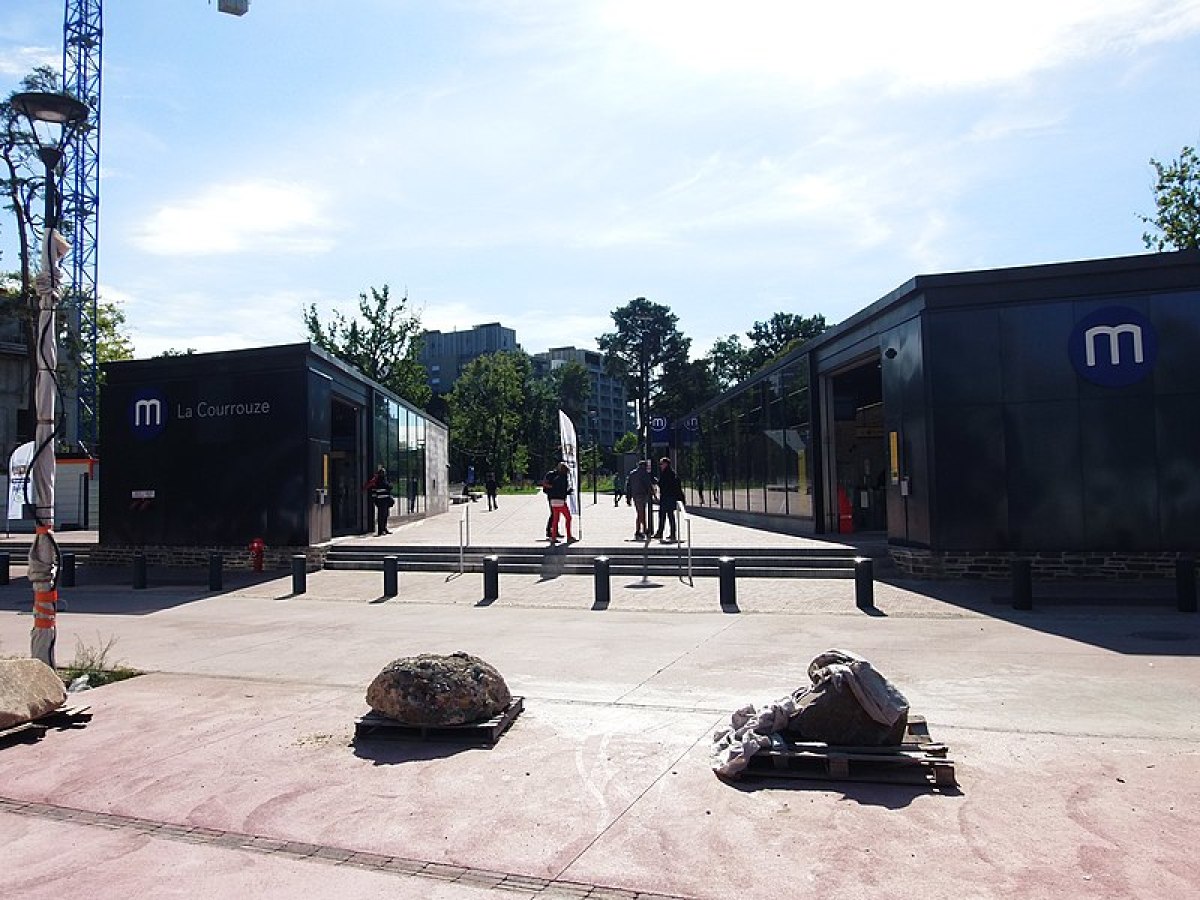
[1,493,1197,899]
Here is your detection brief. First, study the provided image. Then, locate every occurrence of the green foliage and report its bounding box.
[96,297,134,363]
[657,356,719,421]
[1142,146,1200,251]
[612,431,639,453]
[597,296,690,455]
[705,312,826,391]
[447,351,531,481]
[549,359,591,422]
[57,633,140,688]
[304,284,431,408]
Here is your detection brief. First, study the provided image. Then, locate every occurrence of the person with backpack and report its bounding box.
[542,461,575,544]
[364,465,393,536]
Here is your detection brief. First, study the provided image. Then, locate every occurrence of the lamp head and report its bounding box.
[10,91,88,157]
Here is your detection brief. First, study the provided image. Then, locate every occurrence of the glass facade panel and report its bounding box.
[684,357,812,522]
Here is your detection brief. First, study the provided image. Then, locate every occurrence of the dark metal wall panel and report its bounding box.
[999,304,1079,402]
[1150,291,1200,396]
[1157,394,1200,547]
[881,316,929,545]
[925,309,1002,406]
[930,404,1008,549]
[1079,397,1160,549]
[100,368,310,546]
[1004,401,1084,549]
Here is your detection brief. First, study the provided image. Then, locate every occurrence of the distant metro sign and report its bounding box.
[1068,306,1158,387]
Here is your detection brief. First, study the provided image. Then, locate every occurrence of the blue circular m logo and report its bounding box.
[130,388,167,439]
[1068,306,1157,387]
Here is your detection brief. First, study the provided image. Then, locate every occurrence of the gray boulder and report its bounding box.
[0,658,66,730]
[783,649,909,746]
[366,651,511,726]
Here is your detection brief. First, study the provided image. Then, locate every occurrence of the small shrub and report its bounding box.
[58,633,141,688]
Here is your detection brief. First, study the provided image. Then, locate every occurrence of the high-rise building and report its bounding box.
[532,347,633,450]
[420,323,520,395]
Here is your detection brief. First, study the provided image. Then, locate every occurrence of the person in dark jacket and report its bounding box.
[365,466,393,536]
[625,459,656,541]
[654,457,683,542]
[485,471,499,510]
[543,461,575,544]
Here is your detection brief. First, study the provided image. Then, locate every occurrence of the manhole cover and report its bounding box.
[1130,630,1196,642]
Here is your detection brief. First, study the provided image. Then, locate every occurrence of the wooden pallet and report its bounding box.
[740,714,956,787]
[354,696,523,745]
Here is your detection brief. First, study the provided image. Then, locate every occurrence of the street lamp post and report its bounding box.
[12,91,89,668]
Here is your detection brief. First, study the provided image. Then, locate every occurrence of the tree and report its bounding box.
[1141,146,1200,251]
[2,68,68,442]
[597,297,690,459]
[303,284,430,408]
[707,334,753,391]
[95,297,134,363]
[446,351,530,483]
[549,359,591,424]
[657,356,719,423]
[745,312,826,371]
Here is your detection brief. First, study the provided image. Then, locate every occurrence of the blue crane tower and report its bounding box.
[60,0,102,451]
[58,1,248,449]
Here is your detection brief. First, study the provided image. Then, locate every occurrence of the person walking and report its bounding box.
[625,459,656,541]
[695,471,706,506]
[654,456,684,542]
[541,466,562,539]
[365,465,394,536]
[485,471,499,510]
[544,461,575,544]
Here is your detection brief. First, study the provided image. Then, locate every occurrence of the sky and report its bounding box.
[2,0,1200,360]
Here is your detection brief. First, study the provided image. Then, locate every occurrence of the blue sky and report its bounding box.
[2,0,1200,359]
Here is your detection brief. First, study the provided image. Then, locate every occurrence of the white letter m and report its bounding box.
[134,398,162,427]
[1084,324,1144,367]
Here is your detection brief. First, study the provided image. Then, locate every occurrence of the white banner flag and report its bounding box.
[557,409,580,517]
[6,441,34,520]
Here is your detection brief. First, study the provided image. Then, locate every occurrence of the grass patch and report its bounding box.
[57,633,141,688]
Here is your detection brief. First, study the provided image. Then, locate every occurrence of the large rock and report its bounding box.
[0,658,66,730]
[783,649,909,746]
[366,651,511,726]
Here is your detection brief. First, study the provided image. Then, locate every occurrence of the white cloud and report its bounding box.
[0,45,57,77]
[130,180,335,257]
[592,0,1200,93]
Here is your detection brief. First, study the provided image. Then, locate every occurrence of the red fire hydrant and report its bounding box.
[248,537,266,572]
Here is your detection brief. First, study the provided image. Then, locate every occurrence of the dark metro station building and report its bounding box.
[99,343,448,564]
[680,250,1200,578]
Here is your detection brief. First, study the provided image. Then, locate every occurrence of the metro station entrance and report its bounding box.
[329,397,364,536]
[822,356,887,534]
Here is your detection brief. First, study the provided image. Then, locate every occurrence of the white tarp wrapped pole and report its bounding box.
[28,228,69,667]
[557,410,580,535]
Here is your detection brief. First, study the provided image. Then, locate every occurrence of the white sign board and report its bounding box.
[6,441,34,520]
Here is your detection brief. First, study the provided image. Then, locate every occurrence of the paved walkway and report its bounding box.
[1,495,1197,899]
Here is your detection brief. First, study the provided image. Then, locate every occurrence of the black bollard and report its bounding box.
[718,556,737,606]
[854,557,874,609]
[383,555,398,597]
[61,552,76,588]
[1011,558,1032,611]
[0,551,8,586]
[208,552,224,591]
[594,556,611,607]
[291,554,307,594]
[1176,555,1197,613]
[133,552,147,590]
[483,554,499,601]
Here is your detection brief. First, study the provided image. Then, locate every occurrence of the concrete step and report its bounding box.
[323,544,862,578]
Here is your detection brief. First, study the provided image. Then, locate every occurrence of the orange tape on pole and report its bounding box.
[33,590,57,628]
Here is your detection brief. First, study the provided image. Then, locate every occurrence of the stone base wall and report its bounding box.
[890,547,1184,580]
[88,545,329,572]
